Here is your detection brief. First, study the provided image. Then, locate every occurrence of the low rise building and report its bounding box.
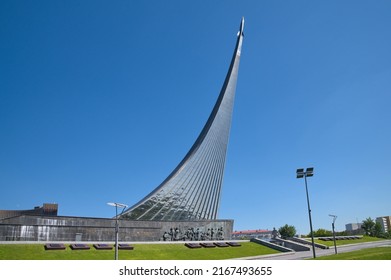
[345,223,362,231]
[0,203,58,220]
[232,229,273,240]
[376,216,391,233]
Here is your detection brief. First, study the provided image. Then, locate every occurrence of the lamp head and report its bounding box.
[107,202,128,208]
[306,167,314,177]
[296,168,304,178]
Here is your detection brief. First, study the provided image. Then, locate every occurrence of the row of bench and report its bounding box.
[44,243,134,250]
[318,236,362,241]
[45,241,242,251]
[185,242,241,249]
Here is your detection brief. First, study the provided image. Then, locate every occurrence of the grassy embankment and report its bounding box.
[313,236,384,247]
[315,247,391,260]
[0,241,279,260]
[311,236,391,260]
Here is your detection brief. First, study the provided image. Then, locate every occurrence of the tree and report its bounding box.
[361,217,375,236]
[373,222,383,238]
[278,224,296,238]
[312,228,333,237]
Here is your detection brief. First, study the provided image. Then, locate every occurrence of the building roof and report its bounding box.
[232,229,271,235]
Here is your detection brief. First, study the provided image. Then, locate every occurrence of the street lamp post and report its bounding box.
[329,214,338,254]
[107,202,128,260]
[296,167,316,258]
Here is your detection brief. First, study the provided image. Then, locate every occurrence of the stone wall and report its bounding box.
[0,215,233,242]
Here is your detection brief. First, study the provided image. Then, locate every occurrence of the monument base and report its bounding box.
[0,215,233,242]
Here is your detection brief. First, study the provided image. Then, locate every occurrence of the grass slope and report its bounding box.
[313,236,384,247]
[0,242,279,260]
[315,247,391,260]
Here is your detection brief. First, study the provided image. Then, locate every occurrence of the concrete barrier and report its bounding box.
[273,237,310,251]
[288,237,329,249]
[250,238,294,253]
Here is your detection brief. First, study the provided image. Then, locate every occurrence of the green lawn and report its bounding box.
[314,246,391,260]
[0,242,279,260]
[313,236,384,247]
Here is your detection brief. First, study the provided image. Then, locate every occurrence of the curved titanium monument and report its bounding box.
[121,18,245,221]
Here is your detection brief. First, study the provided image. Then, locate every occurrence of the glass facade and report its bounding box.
[121,19,244,221]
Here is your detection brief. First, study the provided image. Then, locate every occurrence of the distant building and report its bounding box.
[376,216,391,233]
[232,229,273,240]
[345,223,362,231]
[0,203,58,220]
[345,222,364,235]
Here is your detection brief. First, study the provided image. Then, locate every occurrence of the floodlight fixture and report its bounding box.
[329,214,337,223]
[306,167,314,177]
[296,168,314,178]
[107,202,128,209]
[296,168,304,178]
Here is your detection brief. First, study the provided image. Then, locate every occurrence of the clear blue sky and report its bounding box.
[1,0,390,235]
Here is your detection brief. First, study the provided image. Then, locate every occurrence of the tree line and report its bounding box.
[278,217,391,239]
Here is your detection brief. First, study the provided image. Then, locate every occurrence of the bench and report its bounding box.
[214,242,229,247]
[44,243,66,250]
[226,242,241,247]
[200,243,216,248]
[93,244,113,250]
[70,244,90,250]
[118,244,134,250]
[319,237,332,241]
[185,243,203,249]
